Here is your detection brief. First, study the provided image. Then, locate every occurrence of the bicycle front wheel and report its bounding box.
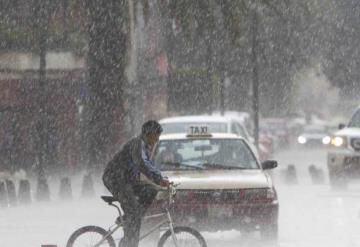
[66,225,116,247]
[158,226,207,247]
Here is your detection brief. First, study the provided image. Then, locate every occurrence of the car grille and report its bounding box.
[351,138,360,151]
[176,189,269,204]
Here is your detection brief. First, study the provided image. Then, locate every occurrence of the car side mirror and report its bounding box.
[338,123,345,130]
[261,160,278,170]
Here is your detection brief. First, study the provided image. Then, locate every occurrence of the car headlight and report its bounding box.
[297,136,307,144]
[243,188,277,202]
[266,187,277,199]
[331,136,347,147]
[322,136,331,145]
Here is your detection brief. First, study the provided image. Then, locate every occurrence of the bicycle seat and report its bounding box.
[101,196,118,204]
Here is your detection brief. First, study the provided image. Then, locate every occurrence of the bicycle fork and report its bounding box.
[166,209,180,247]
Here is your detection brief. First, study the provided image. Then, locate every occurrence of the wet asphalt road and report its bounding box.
[204,147,360,247]
[2,147,360,247]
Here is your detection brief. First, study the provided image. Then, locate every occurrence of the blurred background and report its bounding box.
[0,0,359,178]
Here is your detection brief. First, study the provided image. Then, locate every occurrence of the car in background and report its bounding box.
[297,124,331,147]
[259,128,275,155]
[327,106,360,189]
[159,115,272,161]
[147,126,279,240]
[261,118,290,149]
[212,111,274,159]
[211,111,253,135]
[160,115,252,142]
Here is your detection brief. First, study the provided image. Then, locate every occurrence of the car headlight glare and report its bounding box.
[322,136,331,145]
[331,136,346,147]
[297,136,307,144]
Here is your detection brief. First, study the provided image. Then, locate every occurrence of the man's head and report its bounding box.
[142,120,163,147]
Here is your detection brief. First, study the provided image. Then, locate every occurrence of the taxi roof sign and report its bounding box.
[186,125,212,137]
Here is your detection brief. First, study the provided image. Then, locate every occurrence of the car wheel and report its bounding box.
[260,223,278,242]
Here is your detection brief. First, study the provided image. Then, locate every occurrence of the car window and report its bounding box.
[231,122,240,136]
[349,109,360,128]
[231,122,250,140]
[161,122,228,134]
[154,138,259,171]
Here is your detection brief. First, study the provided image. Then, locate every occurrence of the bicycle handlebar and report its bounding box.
[157,182,180,207]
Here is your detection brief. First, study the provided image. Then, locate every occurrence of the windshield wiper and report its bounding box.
[201,163,247,170]
[162,162,203,170]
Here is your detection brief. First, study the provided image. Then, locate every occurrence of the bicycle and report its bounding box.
[66,183,207,247]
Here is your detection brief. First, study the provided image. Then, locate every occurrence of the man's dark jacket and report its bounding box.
[102,135,163,192]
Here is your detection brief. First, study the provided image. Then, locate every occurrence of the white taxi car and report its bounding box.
[328,106,360,189]
[159,115,273,161]
[149,126,279,240]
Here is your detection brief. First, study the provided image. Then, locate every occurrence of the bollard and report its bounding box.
[81,173,95,198]
[36,178,50,202]
[308,164,325,184]
[0,180,8,207]
[18,179,32,204]
[284,164,298,185]
[308,164,318,184]
[59,177,73,200]
[5,180,17,206]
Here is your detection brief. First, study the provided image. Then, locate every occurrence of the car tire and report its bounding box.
[260,223,278,242]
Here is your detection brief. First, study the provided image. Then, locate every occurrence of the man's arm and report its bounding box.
[132,138,164,185]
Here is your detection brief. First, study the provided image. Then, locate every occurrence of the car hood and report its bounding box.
[162,169,272,190]
[301,133,327,139]
[335,127,360,137]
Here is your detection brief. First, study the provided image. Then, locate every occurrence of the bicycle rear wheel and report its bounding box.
[157,226,207,247]
[66,225,116,247]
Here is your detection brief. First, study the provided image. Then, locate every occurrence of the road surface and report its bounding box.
[1,147,360,247]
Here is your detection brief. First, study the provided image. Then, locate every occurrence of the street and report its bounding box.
[1,147,360,247]
[1,2,359,247]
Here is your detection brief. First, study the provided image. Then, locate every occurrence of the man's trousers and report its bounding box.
[109,184,158,247]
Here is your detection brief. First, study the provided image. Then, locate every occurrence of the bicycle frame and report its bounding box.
[91,206,179,247]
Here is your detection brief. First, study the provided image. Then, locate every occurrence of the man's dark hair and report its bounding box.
[142,120,163,135]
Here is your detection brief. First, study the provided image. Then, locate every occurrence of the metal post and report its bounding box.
[220,74,225,116]
[36,0,48,177]
[251,1,259,149]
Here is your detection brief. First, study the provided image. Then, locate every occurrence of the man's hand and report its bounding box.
[159,178,170,187]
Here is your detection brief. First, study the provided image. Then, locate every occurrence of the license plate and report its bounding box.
[208,206,233,217]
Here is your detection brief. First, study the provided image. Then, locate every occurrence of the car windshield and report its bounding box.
[161,122,228,134]
[303,126,327,134]
[154,138,259,171]
[348,110,360,128]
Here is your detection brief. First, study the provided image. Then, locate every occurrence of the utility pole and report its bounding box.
[35,0,49,178]
[251,0,259,149]
[220,74,225,116]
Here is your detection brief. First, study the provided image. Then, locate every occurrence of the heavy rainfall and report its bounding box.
[0,1,360,247]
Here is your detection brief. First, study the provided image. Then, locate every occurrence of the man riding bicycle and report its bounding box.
[103,120,170,247]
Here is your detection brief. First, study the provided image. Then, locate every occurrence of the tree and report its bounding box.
[320,0,360,97]
[85,0,129,169]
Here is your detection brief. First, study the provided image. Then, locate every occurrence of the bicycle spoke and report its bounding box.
[67,226,116,247]
[72,231,108,247]
[162,231,202,247]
